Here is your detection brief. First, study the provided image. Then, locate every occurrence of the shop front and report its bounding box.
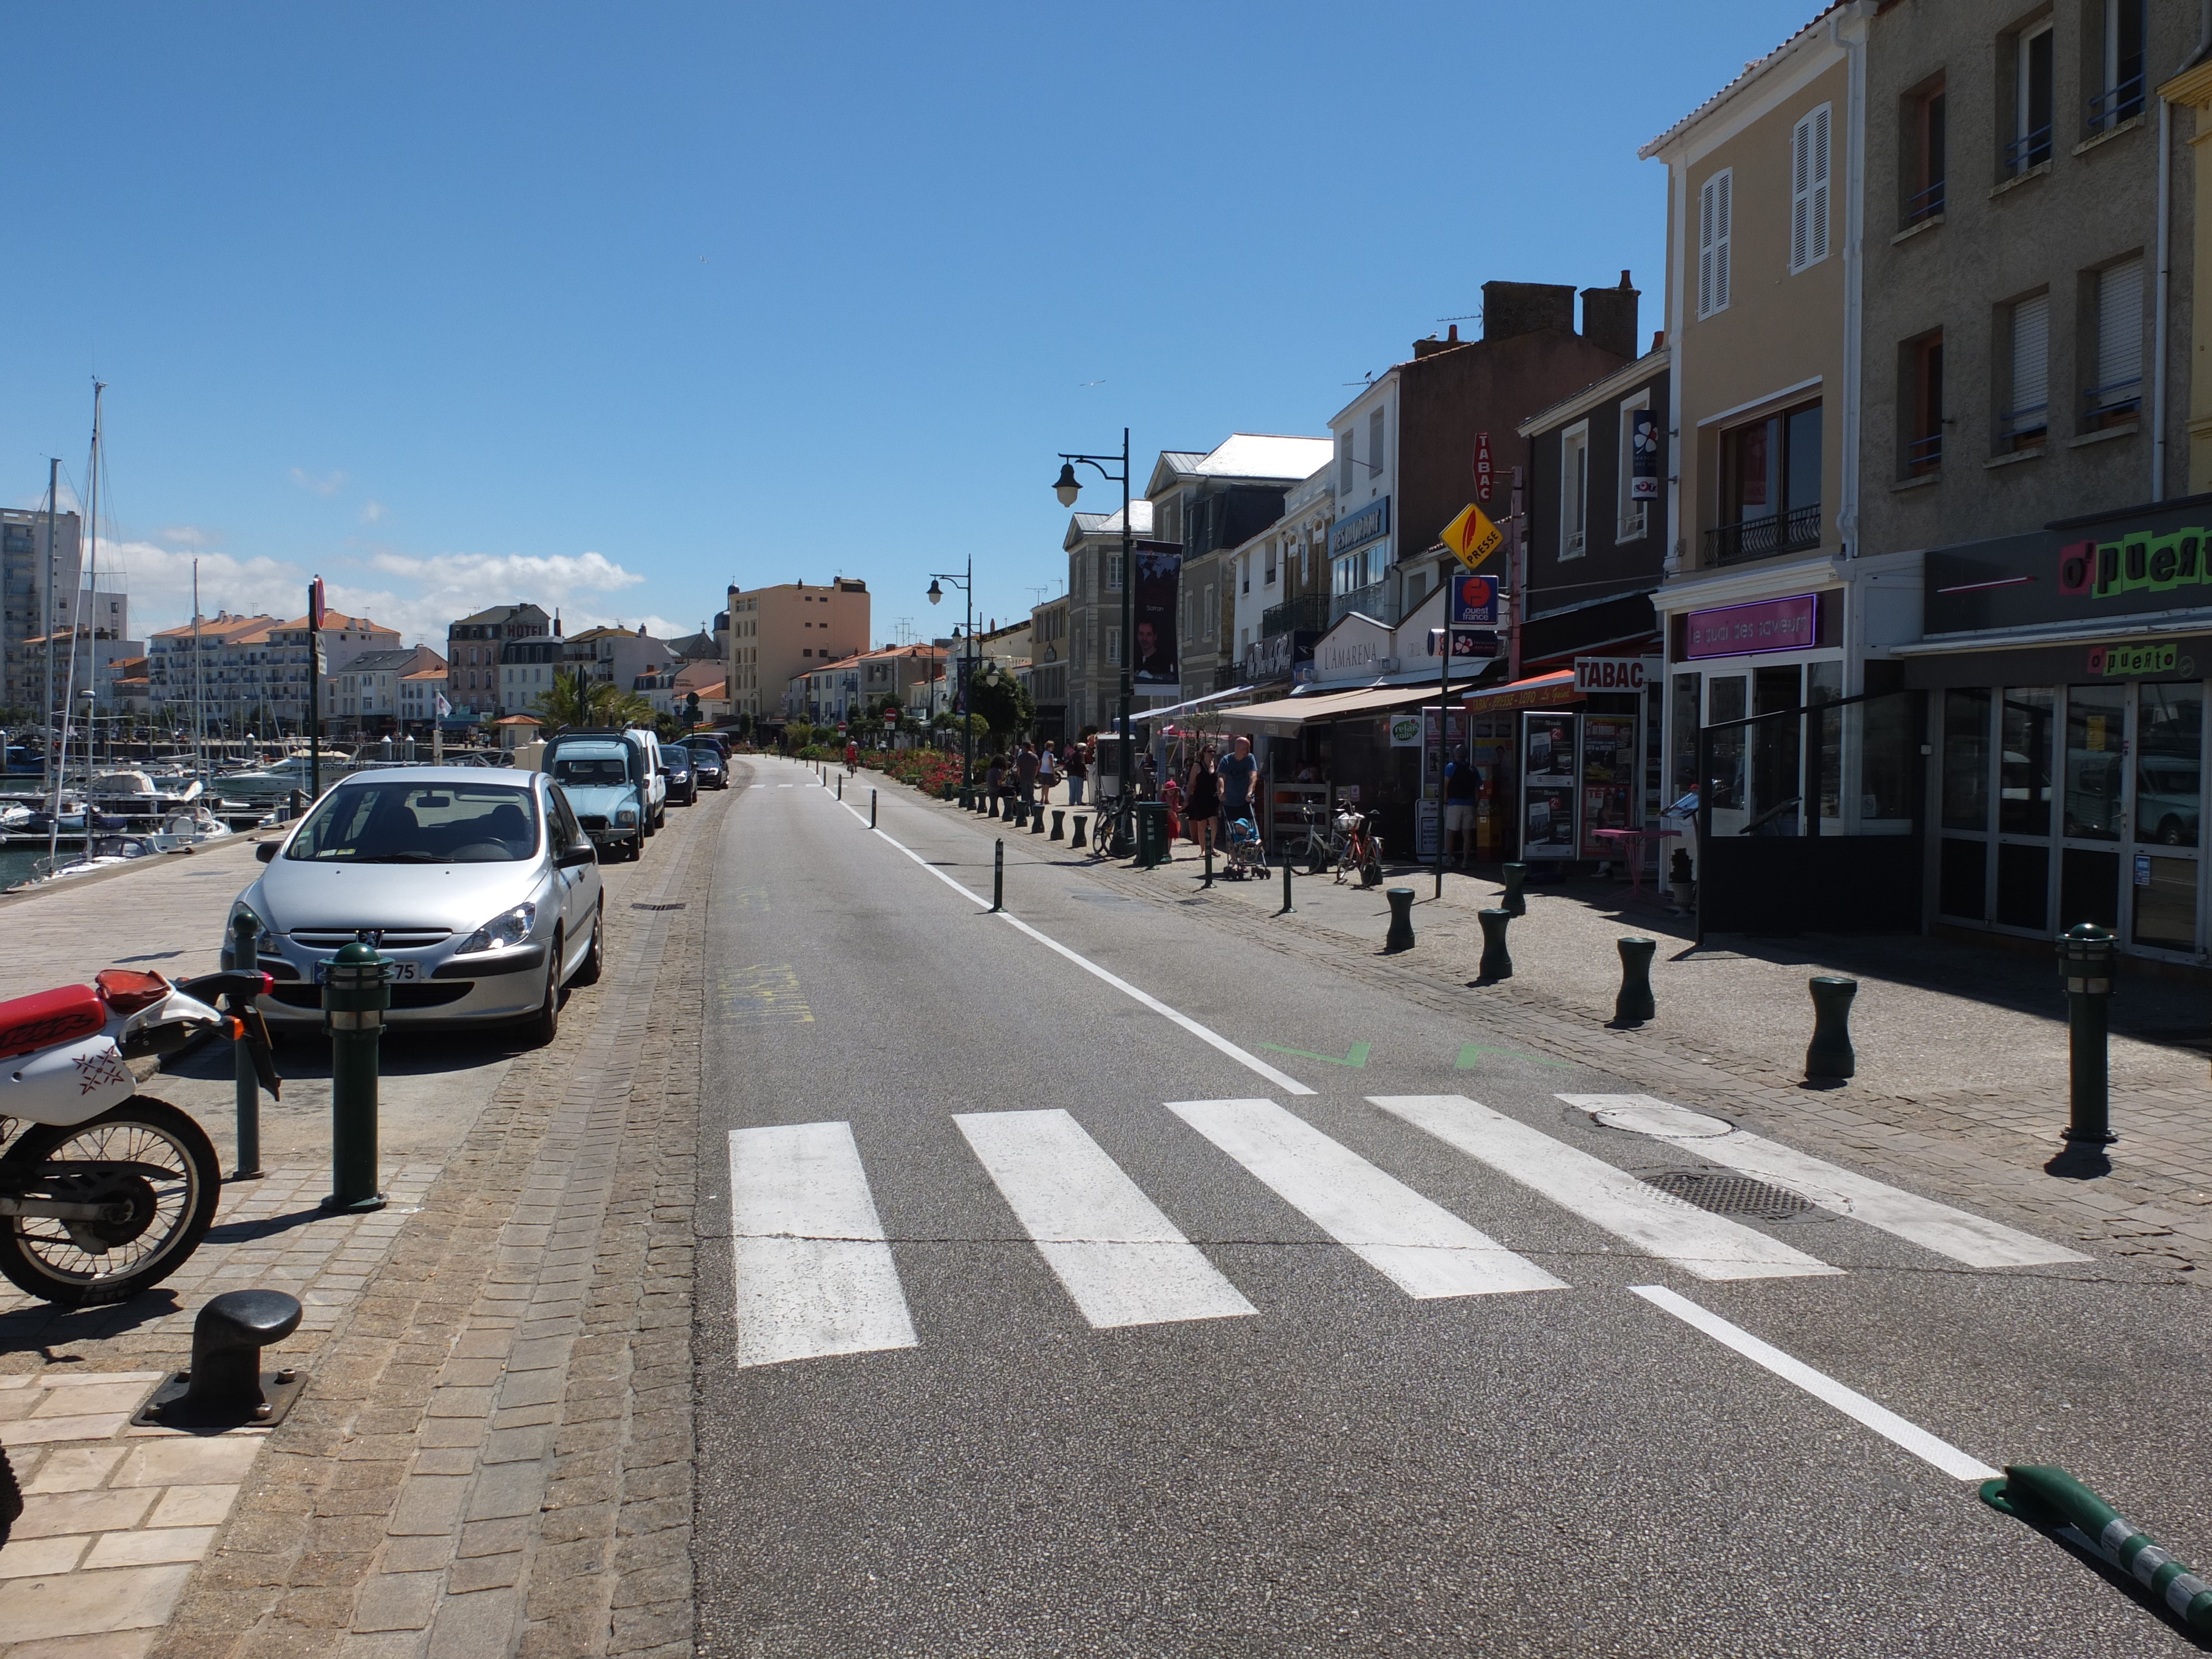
[1460,659,1664,870]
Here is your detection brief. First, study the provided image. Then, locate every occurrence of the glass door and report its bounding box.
[2059,684,2125,931]
[2126,682,2201,954]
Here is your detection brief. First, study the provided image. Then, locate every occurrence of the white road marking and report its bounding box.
[1367,1094,1841,1282]
[1631,1284,2001,1481]
[1562,1094,2090,1270]
[954,1109,1256,1328]
[840,796,1314,1095]
[1165,1098,1567,1299]
[729,1122,917,1368]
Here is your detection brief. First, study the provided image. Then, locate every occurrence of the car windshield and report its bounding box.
[286,781,541,863]
[552,755,630,787]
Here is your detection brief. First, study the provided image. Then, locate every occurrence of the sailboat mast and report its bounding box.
[191,560,205,781]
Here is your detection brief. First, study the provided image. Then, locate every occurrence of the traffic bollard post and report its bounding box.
[989,795,1000,820]
[1614,936,1657,1024]
[2059,924,2117,1143]
[1279,856,1295,915]
[320,942,389,1213]
[1031,800,1046,835]
[1071,814,1088,849]
[870,789,878,828]
[1051,810,1065,841]
[837,774,843,800]
[992,839,1004,913]
[1477,909,1513,980]
[1804,975,1858,1081]
[230,913,264,1179]
[1202,844,1213,888]
[1980,1465,2212,1632]
[1384,887,1415,952]
[1502,863,1528,917]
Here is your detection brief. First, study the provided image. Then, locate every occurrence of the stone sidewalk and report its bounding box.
[0,794,717,1658]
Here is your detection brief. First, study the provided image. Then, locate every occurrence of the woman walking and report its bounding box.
[1185,746,1221,860]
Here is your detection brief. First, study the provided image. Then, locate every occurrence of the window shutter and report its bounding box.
[1698,177,1715,316]
[2011,293,2049,417]
[2096,258,2145,395]
[1368,407,1386,477]
[1809,105,1831,262]
[1790,116,1810,271]
[1699,171,1733,316]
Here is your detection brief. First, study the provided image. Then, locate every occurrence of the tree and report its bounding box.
[965,671,1034,740]
[535,668,653,734]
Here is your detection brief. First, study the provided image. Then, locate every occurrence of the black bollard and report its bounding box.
[1071,813,1088,849]
[1805,976,1858,1081]
[1031,800,1046,834]
[1051,810,1065,841]
[992,839,1005,913]
[1202,843,1213,888]
[136,1288,306,1429]
[870,789,878,829]
[1384,886,1415,952]
[1279,856,1295,915]
[837,774,843,800]
[2058,924,2117,1143]
[1477,909,1513,980]
[1614,936,1657,1024]
[989,794,1001,820]
[230,913,264,1180]
[1502,863,1528,917]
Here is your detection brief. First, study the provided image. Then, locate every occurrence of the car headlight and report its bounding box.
[456,901,537,954]
[228,901,270,941]
[615,808,638,826]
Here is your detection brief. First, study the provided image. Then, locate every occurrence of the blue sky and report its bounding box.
[4,2,1804,649]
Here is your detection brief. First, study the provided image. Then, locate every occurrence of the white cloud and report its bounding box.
[358,501,386,524]
[158,524,221,547]
[289,467,347,497]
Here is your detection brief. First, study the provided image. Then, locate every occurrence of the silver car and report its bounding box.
[223,767,604,1043]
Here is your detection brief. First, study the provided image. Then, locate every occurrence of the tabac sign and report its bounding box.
[1926,502,2212,634]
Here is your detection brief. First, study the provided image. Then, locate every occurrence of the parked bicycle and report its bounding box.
[1333,806,1384,888]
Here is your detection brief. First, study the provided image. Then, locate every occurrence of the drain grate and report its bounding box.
[630,902,687,911]
[1641,1170,1813,1220]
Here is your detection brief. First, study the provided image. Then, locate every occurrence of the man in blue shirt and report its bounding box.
[1443,743,1482,868]
[1217,734,1259,830]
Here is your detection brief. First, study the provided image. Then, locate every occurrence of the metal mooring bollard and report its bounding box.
[231,913,263,1178]
[321,941,390,1212]
[1614,936,1657,1024]
[1477,909,1513,980]
[135,1288,307,1430]
[992,839,1005,913]
[1279,856,1295,915]
[870,789,878,828]
[1071,814,1088,849]
[1502,863,1528,917]
[1384,886,1415,952]
[2059,923,2117,1144]
[1804,976,1859,1081]
[1051,810,1065,841]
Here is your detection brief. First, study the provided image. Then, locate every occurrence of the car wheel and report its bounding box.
[572,903,604,985]
[523,932,562,1047]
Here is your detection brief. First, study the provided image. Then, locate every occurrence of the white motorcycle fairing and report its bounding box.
[2,1035,137,1128]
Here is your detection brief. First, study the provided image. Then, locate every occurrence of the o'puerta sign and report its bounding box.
[1685,593,1819,659]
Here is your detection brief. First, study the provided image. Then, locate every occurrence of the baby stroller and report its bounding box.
[1223,815,1269,880]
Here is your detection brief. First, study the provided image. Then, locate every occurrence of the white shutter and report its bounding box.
[2010,293,2049,418]
[1713,170,1730,311]
[1698,170,1732,317]
[2095,258,2145,397]
[1809,105,1831,263]
[1791,106,1832,271]
[1790,118,1810,271]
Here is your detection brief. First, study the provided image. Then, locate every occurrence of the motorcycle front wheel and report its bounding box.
[0,1099,221,1306]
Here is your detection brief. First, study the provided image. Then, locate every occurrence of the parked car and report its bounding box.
[542,736,650,860]
[661,745,697,806]
[685,744,728,789]
[221,767,603,1043]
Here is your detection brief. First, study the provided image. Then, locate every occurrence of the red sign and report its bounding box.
[1474,432,1494,502]
[1684,594,1819,659]
[307,576,326,630]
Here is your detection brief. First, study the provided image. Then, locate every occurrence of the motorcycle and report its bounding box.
[0,967,277,1306]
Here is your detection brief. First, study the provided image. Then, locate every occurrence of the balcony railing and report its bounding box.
[1904,432,1944,475]
[1261,592,1330,637]
[2085,75,2144,136]
[1903,179,1945,226]
[1706,503,1823,567]
[2083,377,2142,431]
[1329,580,1398,628]
[2003,123,2053,175]
[1213,665,1245,692]
[1997,401,2047,451]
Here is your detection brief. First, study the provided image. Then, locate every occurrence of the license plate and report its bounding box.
[313,958,421,984]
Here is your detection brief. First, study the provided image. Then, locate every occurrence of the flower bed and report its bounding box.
[865,747,965,797]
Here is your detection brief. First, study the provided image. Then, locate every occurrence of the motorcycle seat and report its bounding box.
[0,984,107,1060]
[95,969,171,1015]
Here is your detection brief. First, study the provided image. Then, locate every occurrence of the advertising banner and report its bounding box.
[1451,573,1499,626]
[1132,541,1181,693]
[1521,709,1579,858]
[1684,593,1819,659]
[1630,409,1660,500]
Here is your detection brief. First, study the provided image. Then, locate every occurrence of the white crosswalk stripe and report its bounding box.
[1165,1098,1567,1300]
[729,1122,917,1368]
[1368,1094,1842,1282]
[954,1109,1256,1328]
[1564,1095,2090,1269]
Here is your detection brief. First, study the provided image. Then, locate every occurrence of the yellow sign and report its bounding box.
[1441,502,1504,572]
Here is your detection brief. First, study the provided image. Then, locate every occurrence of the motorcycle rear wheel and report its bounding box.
[0,1099,221,1307]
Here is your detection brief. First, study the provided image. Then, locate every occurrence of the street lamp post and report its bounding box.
[926,559,978,800]
[1052,427,1134,857]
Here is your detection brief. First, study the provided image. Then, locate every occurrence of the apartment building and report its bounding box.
[145,610,399,732]
[1,509,82,714]
[446,603,552,719]
[724,577,871,721]
[1061,499,1151,737]
[399,662,448,732]
[331,644,445,734]
[1028,595,1070,739]
[499,636,565,714]
[1243,462,1336,693]
[564,624,677,696]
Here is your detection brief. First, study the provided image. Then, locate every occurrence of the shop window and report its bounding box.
[1713,402,1822,565]
[1669,671,1701,803]
[1902,74,1947,226]
[1707,674,1747,810]
[2006,20,2054,176]
[1942,688,1991,832]
[1940,838,1988,920]
[1809,661,1843,822]
[2084,257,2145,431]
[1902,333,1945,476]
[2134,857,2195,950]
[2065,684,2126,839]
[1999,687,2054,834]
[2086,0,2145,135]
[1996,843,2049,930]
[1561,424,1590,559]
[2000,293,2050,451]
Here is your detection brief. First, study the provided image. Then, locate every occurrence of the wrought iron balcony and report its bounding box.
[1705,503,1823,567]
[1329,581,1397,628]
[1261,592,1330,637]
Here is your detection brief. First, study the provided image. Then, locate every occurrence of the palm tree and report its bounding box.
[535,667,653,733]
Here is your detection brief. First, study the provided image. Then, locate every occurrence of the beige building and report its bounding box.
[724,577,871,721]
[1061,499,1150,737]
[1027,594,1070,737]
[2165,44,2212,492]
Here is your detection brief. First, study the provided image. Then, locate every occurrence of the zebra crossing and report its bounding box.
[729,1093,2086,1368]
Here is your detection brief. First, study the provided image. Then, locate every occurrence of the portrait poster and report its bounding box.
[1132,541,1181,692]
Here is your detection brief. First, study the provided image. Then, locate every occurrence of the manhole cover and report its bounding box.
[630,902,687,911]
[1641,1170,1813,1221]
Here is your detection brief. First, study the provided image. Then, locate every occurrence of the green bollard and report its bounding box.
[320,941,389,1213]
[1202,843,1213,888]
[1804,976,1858,1081]
[1614,936,1657,1024]
[1477,909,1513,980]
[1502,863,1528,917]
[231,912,263,1180]
[1384,887,1415,952]
[870,789,878,829]
[1071,814,1088,850]
[992,839,1004,913]
[1279,856,1295,915]
[2058,924,2117,1144]
[1051,810,1065,841]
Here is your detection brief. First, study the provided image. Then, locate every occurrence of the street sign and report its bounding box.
[1573,655,1661,693]
[1440,503,1504,573]
[1474,432,1494,502]
[1451,573,1499,625]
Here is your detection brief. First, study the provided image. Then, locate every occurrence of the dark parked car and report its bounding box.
[661,744,697,806]
[686,744,728,789]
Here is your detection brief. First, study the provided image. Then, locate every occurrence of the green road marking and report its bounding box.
[1455,1042,1569,1070]
[1258,1040,1372,1068]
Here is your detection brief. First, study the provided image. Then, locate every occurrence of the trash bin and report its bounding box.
[1134,800,1170,867]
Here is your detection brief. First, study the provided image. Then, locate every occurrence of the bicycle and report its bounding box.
[1332,806,1384,888]
[1077,790,1126,855]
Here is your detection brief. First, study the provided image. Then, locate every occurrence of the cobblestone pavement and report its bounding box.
[0,794,714,1658]
[904,780,2212,1281]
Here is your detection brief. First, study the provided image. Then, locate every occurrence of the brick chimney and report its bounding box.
[1579,270,1641,362]
[1480,281,1575,341]
[1411,322,1466,360]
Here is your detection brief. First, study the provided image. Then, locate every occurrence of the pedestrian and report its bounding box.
[844,737,859,774]
[1444,742,1481,868]
[985,752,1006,811]
[1217,734,1259,839]
[1161,771,1184,850]
[1039,740,1059,804]
[1186,745,1220,859]
[1065,739,1088,805]
[1015,740,1040,809]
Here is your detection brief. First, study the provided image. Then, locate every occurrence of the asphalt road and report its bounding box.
[695,755,2212,1658]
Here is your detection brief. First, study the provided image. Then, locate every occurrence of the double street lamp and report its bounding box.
[926,559,999,802]
[1051,427,1135,856]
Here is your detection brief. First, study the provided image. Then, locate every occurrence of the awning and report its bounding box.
[1230,681,1469,733]
[1134,684,1258,723]
[1462,670,1579,712]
